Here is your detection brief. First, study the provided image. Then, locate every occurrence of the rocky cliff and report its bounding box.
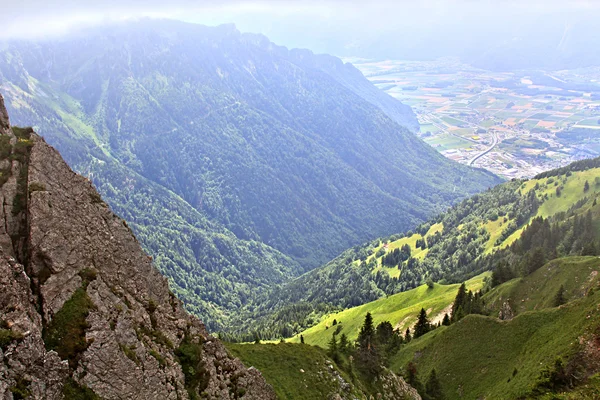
[0,93,276,399]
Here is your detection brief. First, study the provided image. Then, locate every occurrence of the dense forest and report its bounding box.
[0,20,498,330]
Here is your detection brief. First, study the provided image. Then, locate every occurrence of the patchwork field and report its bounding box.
[348,59,600,178]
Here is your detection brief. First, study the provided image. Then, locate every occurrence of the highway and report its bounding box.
[468,131,498,166]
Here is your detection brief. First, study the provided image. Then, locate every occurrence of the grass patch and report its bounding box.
[0,328,23,351]
[390,258,600,400]
[43,269,97,369]
[175,336,209,400]
[43,287,95,368]
[119,343,141,366]
[483,256,599,316]
[149,349,166,367]
[28,182,46,193]
[62,378,101,400]
[226,342,363,400]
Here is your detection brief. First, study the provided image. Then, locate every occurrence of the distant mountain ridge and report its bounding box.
[0,19,499,330]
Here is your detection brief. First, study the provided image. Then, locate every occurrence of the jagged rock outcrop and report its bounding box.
[498,300,514,321]
[0,93,276,399]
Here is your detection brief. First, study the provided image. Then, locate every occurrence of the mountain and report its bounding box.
[390,256,600,399]
[0,20,500,330]
[240,157,600,341]
[0,94,276,399]
[242,159,600,399]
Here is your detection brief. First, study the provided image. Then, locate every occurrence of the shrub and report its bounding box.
[176,336,209,400]
[42,287,96,368]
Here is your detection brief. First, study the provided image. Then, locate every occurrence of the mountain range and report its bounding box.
[0,20,499,330]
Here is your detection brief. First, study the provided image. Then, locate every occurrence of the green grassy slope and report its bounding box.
[244,160,600,341]
[226,343,365,400]
[484,256,600,317]
[291,273,489,348]
[390,256,600,399]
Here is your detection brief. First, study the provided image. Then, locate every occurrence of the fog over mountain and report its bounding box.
[3,1,600,69]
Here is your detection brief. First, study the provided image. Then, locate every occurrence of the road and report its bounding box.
[468,131,499,166]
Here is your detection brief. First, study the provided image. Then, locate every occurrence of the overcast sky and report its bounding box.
[2,0,600,64]
[1,1,598,37]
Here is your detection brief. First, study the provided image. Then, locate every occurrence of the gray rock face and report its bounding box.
[499,300,514,321]
[0,93,276,399]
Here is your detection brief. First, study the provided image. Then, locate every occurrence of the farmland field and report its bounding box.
[347,58,600,178]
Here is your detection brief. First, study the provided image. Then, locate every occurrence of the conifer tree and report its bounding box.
[425,369,444,399]
[553,284,566,307]
[451,283,467,322]
[584,180,590,192]
[406,362,424,394]
[358,312,375,350]
[442,313,450,326]
[338,333,349,354]
[300,334,304,344]
[414,308,431,338]
[376,321,394,346]
[405,328,412,343]
[328,332,339,362]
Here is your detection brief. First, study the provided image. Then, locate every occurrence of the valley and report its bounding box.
[0,21,499,332]
[0,3,599,399]
[348,58,600,179]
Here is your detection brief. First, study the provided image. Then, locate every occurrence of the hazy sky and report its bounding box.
[2,0,600,66]
[2,1,598,38]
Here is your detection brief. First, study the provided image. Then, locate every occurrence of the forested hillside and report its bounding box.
[0,20,498,330]
[236,157,600,340]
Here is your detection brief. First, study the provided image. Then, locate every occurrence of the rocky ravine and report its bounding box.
[0,93,276,399]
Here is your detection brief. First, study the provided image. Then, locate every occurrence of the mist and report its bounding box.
[2,1,600,69]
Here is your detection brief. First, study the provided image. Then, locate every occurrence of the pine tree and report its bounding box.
[328,332,339,362]
[584,180,590,192]
[406,362,424,394]
[405,328,412,343]
[451,283,467,322]
[414,308,431,338]
[553,284,566,307]
[300,334,304,344]
[376,321,394,346]
[527,247,546,275]
[358,312,375,350]
[442,313,450,326]
[425,369,444,399]
[338,333,349,354]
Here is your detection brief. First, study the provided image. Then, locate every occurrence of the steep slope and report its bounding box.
[390,256,600,399]
[0,20,499,328]
[226,342,421,400]
[240,157,600,340]
[0,94,275,399]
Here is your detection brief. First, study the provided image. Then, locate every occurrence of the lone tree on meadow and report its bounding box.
[451,283,467,322]
[584,180,590,192]
[414,308,431,338]
[553,284,566,307]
